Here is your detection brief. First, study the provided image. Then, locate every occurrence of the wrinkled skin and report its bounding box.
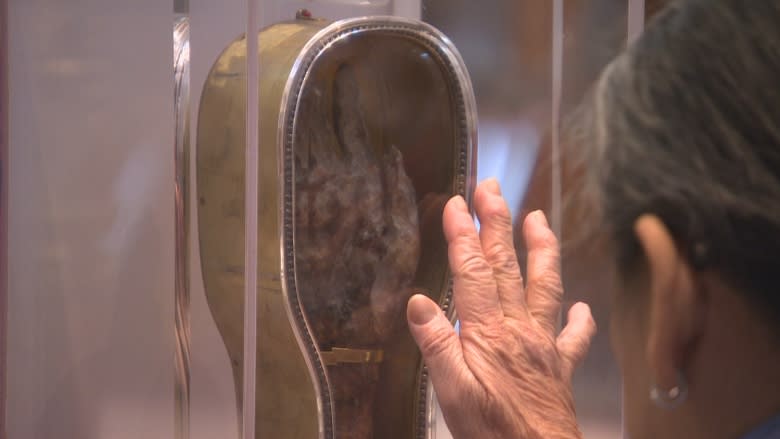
[407,180,597,439]
[294,63,420,439]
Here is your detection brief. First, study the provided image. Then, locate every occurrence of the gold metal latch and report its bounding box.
[320,348,385,366]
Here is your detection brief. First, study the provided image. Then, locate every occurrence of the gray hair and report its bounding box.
[574,0,780,330]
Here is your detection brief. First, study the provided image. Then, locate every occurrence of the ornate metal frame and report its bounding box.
[277,16,478,439]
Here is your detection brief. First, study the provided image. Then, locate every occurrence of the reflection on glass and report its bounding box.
[423,2,653,437]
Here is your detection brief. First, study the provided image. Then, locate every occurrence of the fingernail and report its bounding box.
[483,178,502,196]
[408,295,440,325]
[532,210,549,227]
[450,195,468,213]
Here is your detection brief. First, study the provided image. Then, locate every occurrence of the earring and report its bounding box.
[649,370,688,409]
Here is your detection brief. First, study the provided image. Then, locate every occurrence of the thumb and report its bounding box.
[556,302,597,380]
[407,294,467,402]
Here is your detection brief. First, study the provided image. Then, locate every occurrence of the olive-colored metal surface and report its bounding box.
[197,16,476,438]
[197,19,326,439]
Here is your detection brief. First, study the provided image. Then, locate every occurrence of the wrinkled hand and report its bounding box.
[406,179,596,439]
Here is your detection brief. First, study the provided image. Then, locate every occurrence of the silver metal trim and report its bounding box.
[173,15,191,439]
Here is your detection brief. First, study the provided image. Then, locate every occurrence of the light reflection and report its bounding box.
[476,120,541,220]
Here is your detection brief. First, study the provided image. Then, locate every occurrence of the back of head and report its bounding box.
[581,0,780,334]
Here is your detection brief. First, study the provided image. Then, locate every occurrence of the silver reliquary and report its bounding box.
[196,14,477,439]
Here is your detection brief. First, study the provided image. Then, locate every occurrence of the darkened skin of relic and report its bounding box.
[294,63,421,439]
[197,15,476,439]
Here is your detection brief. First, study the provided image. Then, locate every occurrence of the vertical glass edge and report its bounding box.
[627,0,646,44]
[0,0,7,433]
[242,0,261,438]
[173,13,191,439]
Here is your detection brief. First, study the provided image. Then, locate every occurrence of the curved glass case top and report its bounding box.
[282,17,476,439]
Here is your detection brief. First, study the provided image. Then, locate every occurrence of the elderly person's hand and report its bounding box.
[406,179,597,439]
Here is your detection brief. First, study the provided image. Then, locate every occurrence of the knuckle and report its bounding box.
[450,222,477,243]
[537,245,561,268]
[484,242,521,275]
[482,201,513,227]
[537,226,560,249]
[527,271,563,298]
[418,325,456,360]
[454,252,493,280]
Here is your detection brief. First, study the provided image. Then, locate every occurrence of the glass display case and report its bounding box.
[1,1,650,438]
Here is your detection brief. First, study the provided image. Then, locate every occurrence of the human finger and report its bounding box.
[406,294,473,405]
[556,302,597,380]
[474,179,526,319]
[523,210,564,335]
[443,195,503,325]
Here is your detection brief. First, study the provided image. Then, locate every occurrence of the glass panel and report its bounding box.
[174,12,192,439]
[195,11,475,437]
[6,1,176,438]
[0,0,7,433]
[424,0,552,222]
[188,1,247,438]
[424,1,647,438]
[557,2,630,437]
[423,3,556,438]
[196,16,312,439]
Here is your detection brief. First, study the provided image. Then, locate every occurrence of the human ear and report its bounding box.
[634,214,705,395]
